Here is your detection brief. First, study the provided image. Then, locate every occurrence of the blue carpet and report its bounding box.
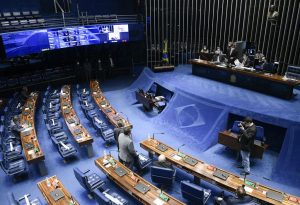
[1,66,300,204]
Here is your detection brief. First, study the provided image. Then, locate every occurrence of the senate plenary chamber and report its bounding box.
[0,0,300,204]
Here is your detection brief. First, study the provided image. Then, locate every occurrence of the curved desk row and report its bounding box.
[90,80,132,129]
[95,155,185,205]
[20,92,47,175]
[140,139,300,205]
[60,85,94,157]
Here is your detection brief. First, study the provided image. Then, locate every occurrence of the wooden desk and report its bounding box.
[153,65,175,73]
[19,92,47,175]
[95,156,185,205]
[140,139,299,205]
[191,59,300,99]
[135,91,155,111]
[218,131,268,159]
[60,85,94,156]
[90,80,132,128]
[37,175,79,205]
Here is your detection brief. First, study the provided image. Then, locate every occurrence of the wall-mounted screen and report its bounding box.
[0,23,143,58]
[1,29,49,58]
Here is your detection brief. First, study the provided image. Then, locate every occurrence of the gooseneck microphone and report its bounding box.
[177,144,185,152]
[151,132,165,139]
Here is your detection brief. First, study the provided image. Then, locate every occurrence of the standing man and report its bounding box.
[238,117,256,175]
[118,127,138,170]
[227,42,238,65]
[114,121,125,150]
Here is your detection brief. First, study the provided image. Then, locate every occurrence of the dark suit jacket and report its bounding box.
[225,195,254,205]
[227,48,239,63]
[153,161,173,169]
[239,124,256,152]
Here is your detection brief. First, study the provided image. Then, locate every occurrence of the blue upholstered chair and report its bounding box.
[181,180,211,205]
[7,192,19,205]
[101,129,114,143]
[137,153,152,170]
[231,121,241,134]
[93,189,128,205]
[150,166,175,186]
[0,154,27,176]
[87,110,97,121]
[73,167,105,196]
[50,131,68,142]
[18,194,42,205]
[52,138,77,159]
[255,126,265,142]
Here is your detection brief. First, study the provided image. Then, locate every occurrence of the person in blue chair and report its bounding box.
[153,154,173,169]
[237,117,256,175]
[214,186,254,205]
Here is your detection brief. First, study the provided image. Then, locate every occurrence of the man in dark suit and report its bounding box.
[227,42,238,64]
[238,117,256,175]
[214,186,254,205]
[153,154,173,169]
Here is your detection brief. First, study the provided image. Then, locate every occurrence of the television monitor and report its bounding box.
[0,23,143,58]
[1,29,49,58]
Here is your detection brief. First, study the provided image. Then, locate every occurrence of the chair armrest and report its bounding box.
[83,169,90,174]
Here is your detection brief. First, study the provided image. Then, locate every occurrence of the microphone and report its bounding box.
[119,111,129,122]
[108,149,119,156]
[177,144,185,153]
[152,132,164,139]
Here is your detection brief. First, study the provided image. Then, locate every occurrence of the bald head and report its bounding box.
[158,154,166,162]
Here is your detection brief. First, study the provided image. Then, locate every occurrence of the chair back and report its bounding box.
[255,126,264,141]
[181,180,205,204]
[93,189,111,205]
[7,192,18,205]
[231,121,241,133]
[73,167,89,190]
[150,166,174,185]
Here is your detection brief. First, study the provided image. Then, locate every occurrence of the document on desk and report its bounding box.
[244,186,253,193]
[172,155,182,161]
[153,198,165,205]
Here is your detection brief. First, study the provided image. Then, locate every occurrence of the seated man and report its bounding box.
[214,186,254,205]
[153,154,173,169]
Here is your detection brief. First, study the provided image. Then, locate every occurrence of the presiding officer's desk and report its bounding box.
[190,59,300,99]
[60,85,94,157]
[140,138,300,205]
[95,155,185,205]
[90,80,132,128]
[218,130,268,159]
[37,175,79,205]
[20,92,47,175]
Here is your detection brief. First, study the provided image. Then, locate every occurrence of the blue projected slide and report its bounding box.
[47,24,129,50]
[1,23,143,58]
[2,29,49,58]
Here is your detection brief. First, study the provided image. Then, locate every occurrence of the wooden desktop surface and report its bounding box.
[95,155,185,205]
[60,85,93,146]
[190,59,300,86]
[19,92,45,164]
[218,130,268,159]
[37,175,79,205]
[140,139,299,205]
[90,80,132,129]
